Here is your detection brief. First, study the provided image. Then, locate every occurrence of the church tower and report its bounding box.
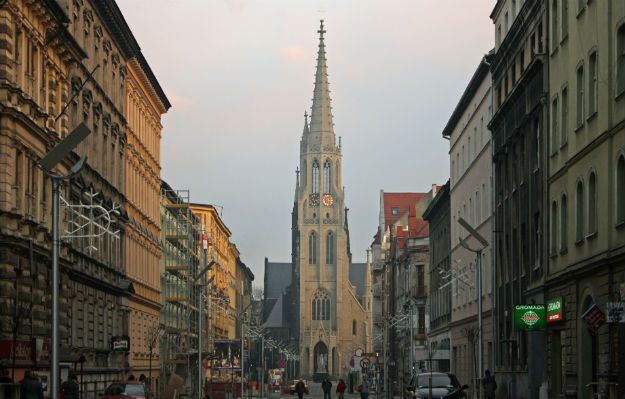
[292,20,371,379]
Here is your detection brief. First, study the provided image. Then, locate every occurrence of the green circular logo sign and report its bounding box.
[522,310,540,326]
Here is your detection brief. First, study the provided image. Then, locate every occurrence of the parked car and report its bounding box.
[405,372,468,399]
[101,381,146,399]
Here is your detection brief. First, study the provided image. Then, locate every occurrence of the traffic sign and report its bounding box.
[360,358,370,369]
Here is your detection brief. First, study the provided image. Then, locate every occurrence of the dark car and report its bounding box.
[101,382,146,399]
[406,372,468,399]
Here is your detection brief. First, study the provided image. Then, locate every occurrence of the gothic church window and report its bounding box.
[324,160,331,193]
[312,290,330,320]
[312,160,320,194]
[309,232,317,264]
[326,231,334,264]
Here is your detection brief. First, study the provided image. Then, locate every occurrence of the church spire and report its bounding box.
[309,19,335,147]
[303,111,309,135]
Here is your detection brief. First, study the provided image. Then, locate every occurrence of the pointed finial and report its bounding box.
[318,19,326,40]
[304,110,308,122]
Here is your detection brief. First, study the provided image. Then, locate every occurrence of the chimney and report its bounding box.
[432,184,437,199]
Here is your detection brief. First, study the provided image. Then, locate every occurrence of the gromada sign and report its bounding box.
[514,305,546,330]
[547,298,563,323]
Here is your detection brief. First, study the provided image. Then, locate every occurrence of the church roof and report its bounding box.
[308,19,335,145]
[349,263,367,298]
[263,259,292,299]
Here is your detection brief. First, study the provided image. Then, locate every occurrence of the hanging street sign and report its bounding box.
[547,298,563,323]
[581,304,606,331]
[607,302,625,323]
[514,305,546,330]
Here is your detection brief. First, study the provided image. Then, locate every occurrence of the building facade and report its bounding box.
[0,0,85,384]
[444,55,494,393]
[422,181,451,373]
[546,0,625,397]
[489,0,549,397]
[290,20,372,379]
[124,51,170,387]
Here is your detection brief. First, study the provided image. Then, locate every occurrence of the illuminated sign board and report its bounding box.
[514,305,546,330]
[547,298,563,323]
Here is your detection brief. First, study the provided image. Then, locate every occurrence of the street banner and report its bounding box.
[214,339,242,369]
[514,305,546,330]
[607,302,625,323]
[547,298,563,323]
[581,304,606,331]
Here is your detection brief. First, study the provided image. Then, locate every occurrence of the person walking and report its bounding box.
[20,371,43,399]
[358,377,369,399]
[321,379,332,399]
[295,379,307,399]
[335,379,346,399]
[61,373,79,399]
[481,369,497,399]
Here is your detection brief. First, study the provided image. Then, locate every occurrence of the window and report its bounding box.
[309,232,317,264]
[576,181,584,243]
[577,0,584,13]
[505,12,509,34]
[551,96,559,154]
[560,194,568,251]
[618,155,625,224]
[618,25,625,94]
[312,290,330,320]
[497,25,502,47]
[312,160,320,194]
[352,320,357,335]
[468,137,471,163]
[551,201,558,254]
[512,0,517,16]
[561,0,568,38]
[326,231,334,264]
[588,51,598,115]
[552,0,559,50]
[576,63,585,127]
[323,159,331,193]
[588,172,597,235]
[561,86,568,145]
[391,207,399,215]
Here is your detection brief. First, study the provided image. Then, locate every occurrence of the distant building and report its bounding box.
[489,0,549,397]
[443,54,494,393]
[422,181,451,373]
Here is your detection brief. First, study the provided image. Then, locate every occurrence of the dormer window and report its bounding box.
[392,207,399,215]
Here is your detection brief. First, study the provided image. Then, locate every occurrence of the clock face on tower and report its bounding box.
[322,194,334,207]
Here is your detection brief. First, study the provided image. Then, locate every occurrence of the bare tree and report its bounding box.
[146,322,163,396]
[252,285,263,301]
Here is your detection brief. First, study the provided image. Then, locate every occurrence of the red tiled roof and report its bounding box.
[383,192,427,229]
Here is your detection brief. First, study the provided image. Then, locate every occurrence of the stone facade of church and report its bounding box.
[263,20,372,380]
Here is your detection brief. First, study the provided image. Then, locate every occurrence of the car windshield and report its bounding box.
[105,383,145,396]
[124,384,145,396]
[416,375,455,389]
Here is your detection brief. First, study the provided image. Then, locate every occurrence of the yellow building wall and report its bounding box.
[124,59,168,380]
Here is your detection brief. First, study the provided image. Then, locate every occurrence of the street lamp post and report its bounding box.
[457,217,488,399]
[38,123,91,399]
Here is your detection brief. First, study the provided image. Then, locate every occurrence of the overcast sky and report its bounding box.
[117,0,495,284]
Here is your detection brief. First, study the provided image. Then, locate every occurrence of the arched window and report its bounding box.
[326,231,334,264]
[309,232,317,264]
[576,181,584,243]
[551,200,558,254]
[312,290,330,320]
[588,172,597,235]
[560,194,568,251]
[312,160,320,194]
[352,320,357,335]
[618,155,625,224]
[323,160,331,193]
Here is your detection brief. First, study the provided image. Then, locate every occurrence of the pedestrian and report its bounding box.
[0,368,14,399]
[128,374,136,381]
[358,377,369,399]
[61,373,80,399]
[482,369,497,399]
[321,378,332,399]
[20,371,43,399]
[294,379,307,399]
[335,379,346,399]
